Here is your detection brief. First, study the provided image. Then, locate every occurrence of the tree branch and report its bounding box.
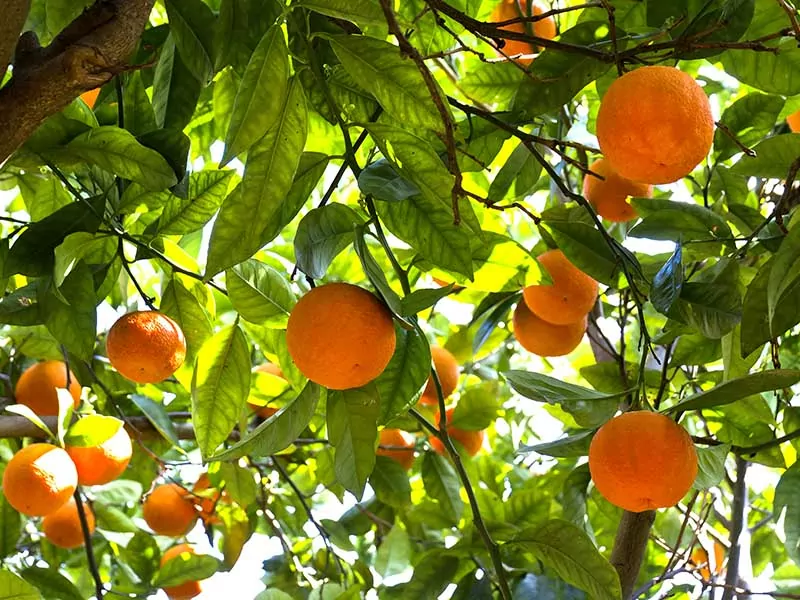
[611,510,656,599]
[74,488,104,599]
[0,0,30,80]
[721,456,748,600]
[0,0,155,166]
[0,414,200,440]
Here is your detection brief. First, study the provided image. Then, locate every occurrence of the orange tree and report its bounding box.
[1,1,800,599]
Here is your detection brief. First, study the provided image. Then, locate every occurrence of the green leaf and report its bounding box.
[461,60,523,106]
[222,25,289,165]
[375,326,430,424]
[731,134,800,180]
[226,260,296,327]
[449,381,501,431]
[153,35,203,131]
[775,462,800,564]
[294,204,362,279]
[327,386,380,499]
[219,462,257,507]
[92,480,144,505]
[666,369,800,412]
[352,226,405,320]
[67,127,177,190]
[192,325,251,457]
[693,443,730,490]
[670,259,743,339]
[381,549,459,600]
[298,0,386,27]
[421,452,463,521]
[165,0,216,85]
[17,172,71,220]
[130,394,181,448]
[327,34,445,132]
[120,531,160,586]
[358,159,420,202]
[152,552,222,587]
[375,524,412,578]
[767,226,800,334]
[714,92,784,161]
[94,504,138,533]
[629,197,732,244]
[206,77,308,276]
[123,71,158,137]
[41,264,97,361]
[210,382,320,461]
[0,496,21,560]
[255,590,295,600]
[506,520,622,600]
[158,170,234,235]
[518,430,594,458]
[370,456,412,507]
[721,33,800,95]
[487,141,542,202]
[543,220,622,286]
[161,275,214,362]
[0,282,42,326]
[53,233,114,288]
[0,569,43,600]
[651,243,683,315]
[400,286,455,317]
[64,415,123,447]
[20,567,81,600]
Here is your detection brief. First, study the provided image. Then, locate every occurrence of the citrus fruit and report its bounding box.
[419,346,460,406]
[66,424,132,486]
[15,360,81,416]
[80,88,100,109]
[376,429,416,470]
[490,0,556,64]
[788,109,800,132]
[430,408,485,457]
[582,158,653,223]
[2,443,77,516]
[142,483,198,537]
[247,362,285,418]
[286,283,396,390]
[512,301,586,357]
[588,411,698,512]
[106,311,187,384]
[192,473,225,525]
[42,497,95,549]
[691,541,725,580]
[523,249,598,325]
[160,544,202,599]
[596,66,714,184]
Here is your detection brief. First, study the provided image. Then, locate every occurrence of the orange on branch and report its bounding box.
[286,283,396,390]
[15,360,81,416]
[523,249,598,325]
[192,473,225,524]
[2,443,77,516]
[512,301,586,357]
[582,158,653,223]
[80,88,101,109]
[106,311,187,384]
[247,362,285,418]
[588,411,698,513]
[691,541,725,580]
[596,66,714,184]
[142,483,198,537]
[66,425,132,486]
[430,408,485,457]
[490,0,556,64]
[42,497,95,549]
[161,544,203,599]
[376,428,416,470]
[788,109,800,132]
[419,346,460,406]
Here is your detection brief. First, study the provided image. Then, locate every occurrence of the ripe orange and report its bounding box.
[788,109,800,133]
[142,483,198,537]
[582,158,653,223]
[490,0,556,64]
[523,249,598,325]
[419,346,460,406]
[2,443,77,516]
[247,362,284,418]
[588,411,698,513]
[596,66,714,184]
[512,301,586,357]
[192,473,224,525]
[286,283,396,390]
[66,425,132,486]
[691,541,725,580]
[376,429,416,470]
[80,88,100,109]
[15,360,81,416]
[106,311,187,384]
[430,408,485,457]
[161,544,202,599]
[42,497,95,549]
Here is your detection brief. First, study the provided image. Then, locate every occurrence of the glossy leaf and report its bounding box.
[666,369,800,412]
[294,204,363,279]
[227,259,296,327]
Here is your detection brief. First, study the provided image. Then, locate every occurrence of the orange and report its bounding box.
[376,429,416,470]
[15,360,81,416]
[691,541,725,580]
[588,411,698,513]
[80,88,101,109]
[788,109,800,132]
[512,301,586,357]
[286,283,396,390]
[192,473,224,525]
[106,311,187,384]
[160,544,203,599]
[419,346,460,406]
[523,249,598,325]
[66,425,132,486]
[2,443,77,516]
[42,497,95,549]
[582,158,653,223]
[490,0,556,64]
[247,362,284,418]
[596,66,714,184]
[430,408,485,457]
[142,483,198,537]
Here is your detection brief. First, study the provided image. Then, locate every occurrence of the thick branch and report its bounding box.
[0,0,30,78]
[0,414,197,440]
[611,510,656,599]
[0,0,155,166]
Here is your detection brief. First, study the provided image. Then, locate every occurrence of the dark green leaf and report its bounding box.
[731,134,800,179]
[152,552,222,587]
[714,92,784,160]
[294,204,363,279]
[651,243,683,315]
[20,567,82,600]
[131,394,181,448]
[421,452,463,520]
[370,456,412,507]
[375,326,431,424]
[153,35,203,131]
[693,443,730,490]
[668,369,800,412]
[165,0,216,85]
[358,159,420,203]
[518,430,593,458]
[42,263,97,361]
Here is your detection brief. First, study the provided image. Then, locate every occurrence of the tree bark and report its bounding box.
[0,414,201,441]
[722,456,749,600]
[0,0,155,166]
[610,510,656,599]
[0,0,30,79]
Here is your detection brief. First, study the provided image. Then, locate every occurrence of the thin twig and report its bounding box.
[74,489,104,599]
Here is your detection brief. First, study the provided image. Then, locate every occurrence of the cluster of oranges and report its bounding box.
[489,0,556,64]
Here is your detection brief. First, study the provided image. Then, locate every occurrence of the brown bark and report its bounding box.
[0,414,198,440]
[0,0,30,79]
[0,0,155,166]
[611,510,656,599]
